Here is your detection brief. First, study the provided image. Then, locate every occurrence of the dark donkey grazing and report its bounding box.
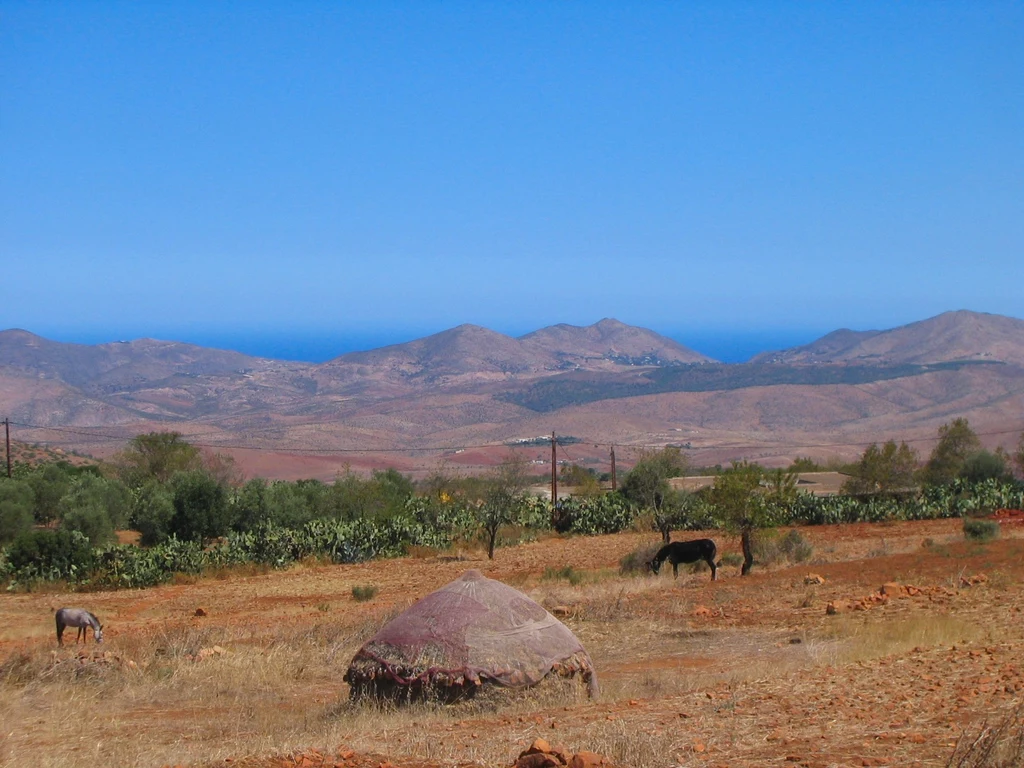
[651,539,718,581]
[55,607,103,646]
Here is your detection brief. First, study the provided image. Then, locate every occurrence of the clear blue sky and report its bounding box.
[2,2,1021,362]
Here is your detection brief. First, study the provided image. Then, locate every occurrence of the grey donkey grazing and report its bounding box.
[55,607,103,646]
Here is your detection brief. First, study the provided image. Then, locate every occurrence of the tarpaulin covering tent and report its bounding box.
[344,570,598,701]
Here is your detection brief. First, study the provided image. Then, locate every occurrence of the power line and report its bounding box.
[8,419,1024,458]
[8,421,513,454]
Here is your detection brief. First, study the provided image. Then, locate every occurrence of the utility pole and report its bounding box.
[610,446,617,492]
[548,432,559,529]
[551,432,560,505]
[4,418,10,479]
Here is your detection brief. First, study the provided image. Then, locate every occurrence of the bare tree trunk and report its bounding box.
[741,528,754,576]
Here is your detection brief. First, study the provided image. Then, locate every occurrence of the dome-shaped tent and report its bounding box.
[344,570,598,701]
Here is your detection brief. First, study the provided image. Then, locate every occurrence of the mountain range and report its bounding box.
[1,310,1022,480]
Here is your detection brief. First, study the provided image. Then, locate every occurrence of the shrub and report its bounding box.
[59,504,116,547]
[5,529,94,582]
[131,481,176,546]
[778,529,813,563]
[57,474,131,538]
[351,584,378,602]
[619,543,661,575]
[169,471,231,543]
[963,518,1000,542]
[557,495,636,535]
[26,463,74,525]
[720,552,744,568]
[0,480,35,545]
[946,699,1024,767]
[751,529,813,566]
[542,565,584,585]
[751,531,783,566]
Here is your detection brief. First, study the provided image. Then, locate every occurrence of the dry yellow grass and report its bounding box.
[2,520,1023,768]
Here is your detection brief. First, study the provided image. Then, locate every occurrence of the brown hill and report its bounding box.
[327,318,711,381]
[751,310,1024,365]
[2,313,1023,478]
[519,318,712,367]
[331,324,539,377]
[0,329,269,391]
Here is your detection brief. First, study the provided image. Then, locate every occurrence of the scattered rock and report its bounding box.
[524,739,552,757]
[516,753,562,768]
[516,740,610,768]
[568,751,607,768]
[194,608,207,617]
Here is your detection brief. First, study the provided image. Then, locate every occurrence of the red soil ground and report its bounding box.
[2,519,1023,767]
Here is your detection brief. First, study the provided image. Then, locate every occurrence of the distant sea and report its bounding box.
[671,329,825,363]
[49,328,826,364]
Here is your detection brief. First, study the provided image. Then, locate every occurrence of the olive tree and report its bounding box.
[26,463,74,525]
[114,432,204,489]
[842,440,920,497]
[619,446,689,542]
[169,470,232,543]
[0,479,35,545]
[131,481,176,546]
[57,474,131,546]
[923,419,981,487]
[559,463,603,497]
[478,453,531,560]
[959,450,1013,484]
[708,461,772,576]
[328,468,415,523]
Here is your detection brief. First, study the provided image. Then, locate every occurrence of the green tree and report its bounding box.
[327,468,414,523]
[789,457,824,473]
[923,418,981,486]
[0,479,35,545]
[1014,432,1024,479]
[265,480,317,528]
[619,446,688,542]
[57,474,130,546]
[478,453,531,560]
[419,463,463,501]
[131,481,176,546]
[293,479,329,518]
[6,528,94,578]
[764,467,799,504]
[169,470,231,543]
[369,468,415,511]
[559,463,603,497]
[959,450,1013,484]
[232,478,269,532]
[26,463,74,525]
[842,440,920,496]
[708,461,769,576]
[114,432,203,488]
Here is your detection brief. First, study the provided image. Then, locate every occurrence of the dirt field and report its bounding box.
[2,519,1023,768]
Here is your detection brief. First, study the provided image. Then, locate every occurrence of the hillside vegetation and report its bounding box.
[3,422,1022,592]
